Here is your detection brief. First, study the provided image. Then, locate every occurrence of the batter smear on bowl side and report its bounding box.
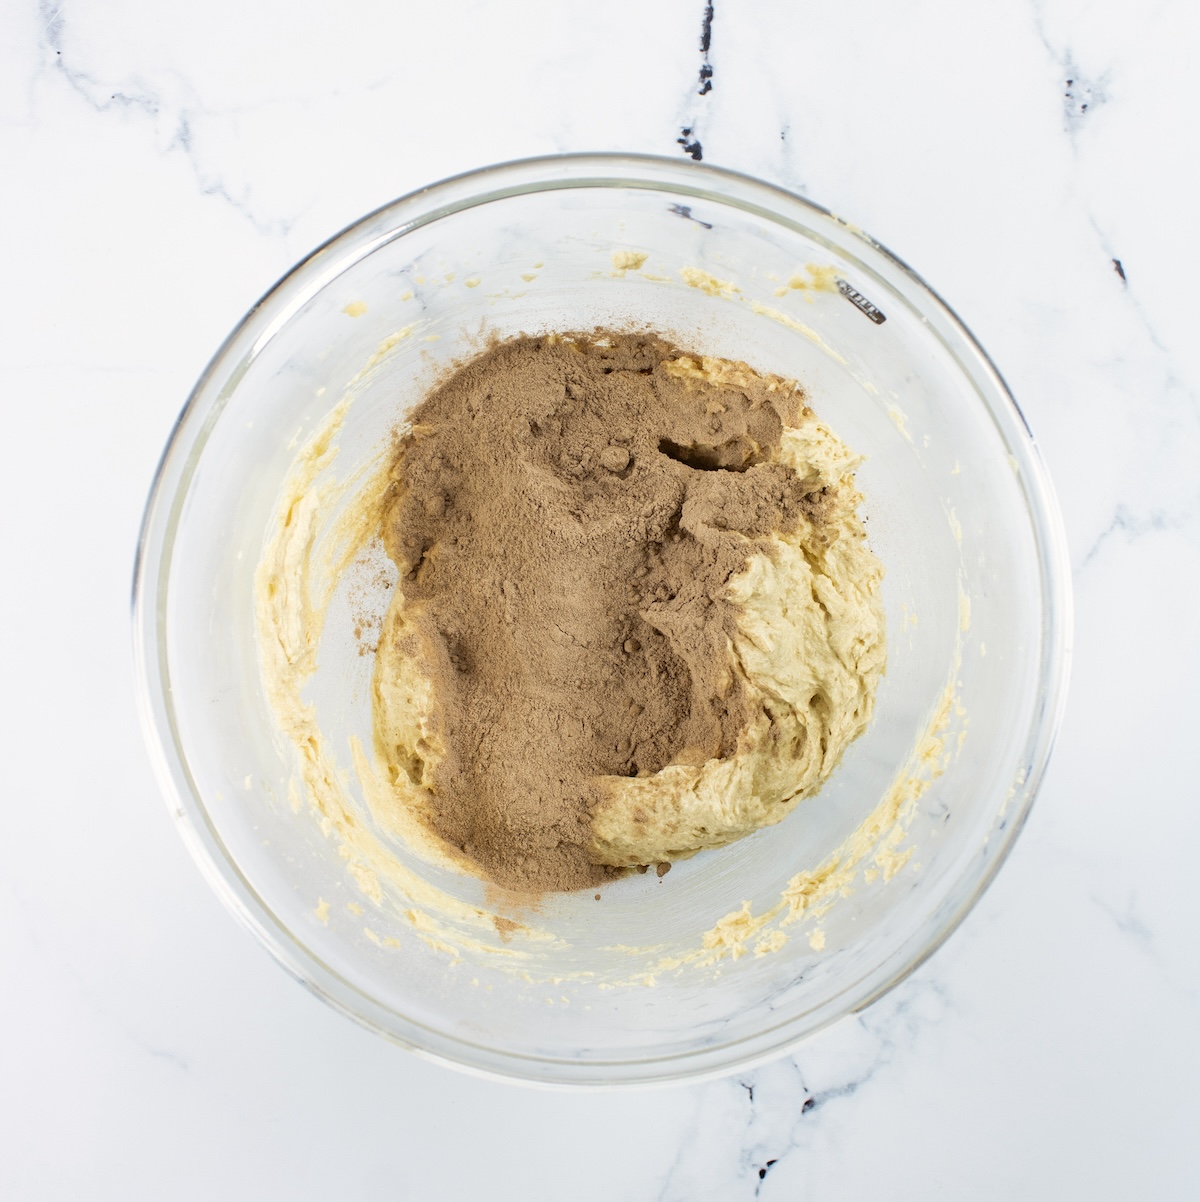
[373,332,886,893]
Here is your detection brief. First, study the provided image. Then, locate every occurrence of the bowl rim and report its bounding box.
[132,151,1073,1088]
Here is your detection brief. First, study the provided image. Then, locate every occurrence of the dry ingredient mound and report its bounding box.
[374,331,885,893]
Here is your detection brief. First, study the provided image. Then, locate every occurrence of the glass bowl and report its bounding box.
[133,154,1071,1086]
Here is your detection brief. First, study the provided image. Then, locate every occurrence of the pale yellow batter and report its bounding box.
[368,348,885,877]
[252,262,964,980]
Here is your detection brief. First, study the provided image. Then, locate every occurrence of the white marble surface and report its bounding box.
[3,0,1198,1196]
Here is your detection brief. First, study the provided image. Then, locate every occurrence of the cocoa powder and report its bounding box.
[379,332,827,892]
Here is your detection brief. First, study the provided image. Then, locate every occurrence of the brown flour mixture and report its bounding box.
[376,332,847,892]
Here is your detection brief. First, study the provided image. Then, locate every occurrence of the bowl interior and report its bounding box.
[141,159,1065,1084]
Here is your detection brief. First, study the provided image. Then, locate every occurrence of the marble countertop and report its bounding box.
[3,0,1198,1197]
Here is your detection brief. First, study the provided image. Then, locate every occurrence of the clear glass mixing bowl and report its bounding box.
[133,154,1071,1086]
